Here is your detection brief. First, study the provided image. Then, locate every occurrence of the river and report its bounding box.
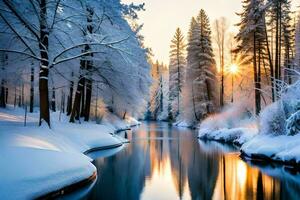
[83,122,300,200]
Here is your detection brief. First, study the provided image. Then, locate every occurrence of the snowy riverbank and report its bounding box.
[199,126,300,166]
[0,106,139,199]
[198,80,300,167]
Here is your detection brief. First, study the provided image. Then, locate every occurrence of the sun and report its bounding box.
[228,64,239,74]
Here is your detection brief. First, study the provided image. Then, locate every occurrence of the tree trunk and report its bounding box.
[84,78,92,121]
[18,87,21,107]
[80,77,85,117]
[253,32,260,115]
[264,16,275,102]
[51,87,56,112]
[38,0,50,127]
[220,38,224,107]
[14,86,17,108]
[70,75,84,123]
[274,1,279,99]
[191,83,199,121]
[0,80,5,108]
[61,91,65,113]
[5,87,8,104]
[122,110,127,120]
[21,83,24,107]
[66,71,74,115]
[83,6,94,121]
[257,41,262,114]
[278,2,282,81]
[95,84,98,121]
[160,76,163,112]
[30,67,34,112]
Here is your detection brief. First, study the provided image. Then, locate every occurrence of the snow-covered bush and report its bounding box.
[198,100,258,145]
[259,102,286,135]
[199,101,255,134]
[286,102,300,136]
[259,81,300,136]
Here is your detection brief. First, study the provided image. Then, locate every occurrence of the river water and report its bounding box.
[85,122,300,200]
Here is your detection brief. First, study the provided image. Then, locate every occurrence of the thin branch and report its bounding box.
[3,0,39,40]
[0,49,41,60]
[52,36,129,63]
[51,51,105,67]
[0,12,37,56]
[50,0,61,30]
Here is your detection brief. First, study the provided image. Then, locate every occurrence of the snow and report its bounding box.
[198,102,258,145]
[0,106,135,199]
[199,127,257,145]
[125,116,142,127]
[0,147,95,200]
[173,120,191,128]
[241,134,300,162]
[101,112,140,131]
[199,80,300,165]
[240,80,300,163]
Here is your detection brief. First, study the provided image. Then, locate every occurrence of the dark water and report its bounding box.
[85,122,300,200]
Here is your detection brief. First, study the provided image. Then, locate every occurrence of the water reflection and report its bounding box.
[86,122,300,200]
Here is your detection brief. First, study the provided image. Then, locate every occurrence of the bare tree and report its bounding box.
[213,17,229,107]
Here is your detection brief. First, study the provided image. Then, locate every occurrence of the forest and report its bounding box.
[0,0,300,199]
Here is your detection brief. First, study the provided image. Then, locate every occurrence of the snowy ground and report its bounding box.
[197,102,258,146]
[241,134,300,164]
[0,105,139,199]
[198,127,258,146]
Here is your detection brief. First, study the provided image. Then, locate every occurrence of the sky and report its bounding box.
[122,0,300,64]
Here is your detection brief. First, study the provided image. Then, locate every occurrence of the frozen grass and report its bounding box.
[0,105,136,199]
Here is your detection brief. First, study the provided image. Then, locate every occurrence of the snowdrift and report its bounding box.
[0,106,137,199]
[198,101,258,145]
[241,81,300,164]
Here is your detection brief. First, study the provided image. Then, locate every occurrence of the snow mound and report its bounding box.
[173,120,191,128]
[241,80,300,164]
[0,147,95,200]
[199,127,257,145]
[198,101,258,145]
[0,107,126,199]
[241,134,300,163]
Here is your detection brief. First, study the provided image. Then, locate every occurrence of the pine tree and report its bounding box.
[296,12,300,72]
[184,10,218,124]
[150,60,161,120]
[196,10,218,114]
[235,0,266,115]
[169,28,186,120]
[267,0,293,91]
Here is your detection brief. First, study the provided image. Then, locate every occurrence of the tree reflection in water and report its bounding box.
[86,122,300,200]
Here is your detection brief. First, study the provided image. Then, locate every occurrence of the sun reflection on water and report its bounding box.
[237,160,247,186]
[89,123,300,200]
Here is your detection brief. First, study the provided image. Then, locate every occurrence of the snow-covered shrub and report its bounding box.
[199,100,255,134]
[286,110,300,136]
[259,81,300,136]
[286,101,300,136]
[259,102,286,135]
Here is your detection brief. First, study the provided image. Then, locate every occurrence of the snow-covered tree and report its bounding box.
[267,0,293,88]
[149,60,164,120]
[235,0,267,115]
[183,10,218,125]
[295,12,300,72]
[0,0,151,126]
[213,17,229,107]
[168,28,186,120]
